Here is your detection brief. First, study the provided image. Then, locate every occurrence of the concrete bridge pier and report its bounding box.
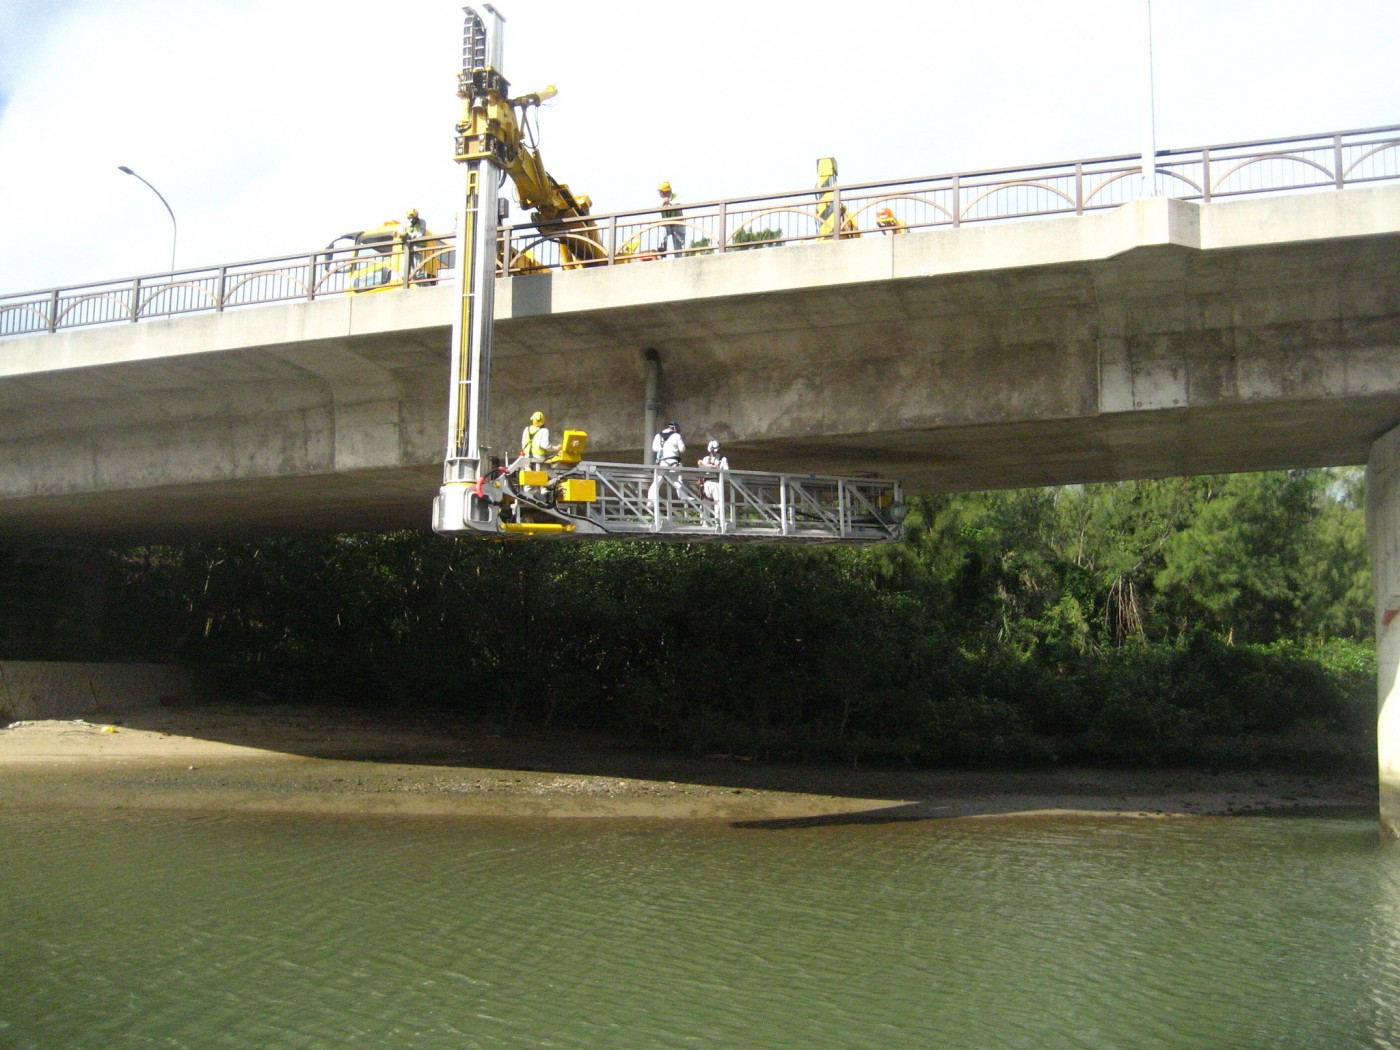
[1367,424,1400,839]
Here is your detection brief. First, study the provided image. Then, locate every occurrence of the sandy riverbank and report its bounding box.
[0,701,1378,823]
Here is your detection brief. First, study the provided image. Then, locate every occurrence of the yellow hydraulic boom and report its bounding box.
[454,60,603,268]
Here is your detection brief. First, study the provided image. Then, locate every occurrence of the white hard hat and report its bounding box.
[707,440,720,454]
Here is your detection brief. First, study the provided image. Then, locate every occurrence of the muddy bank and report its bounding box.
[0,702,1378,823]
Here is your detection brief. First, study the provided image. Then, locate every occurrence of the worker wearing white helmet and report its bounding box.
[652,421,685,468]
[648,421,697,509]
[697,439,729,503]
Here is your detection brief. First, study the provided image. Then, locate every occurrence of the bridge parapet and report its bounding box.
[2,125,1396,338]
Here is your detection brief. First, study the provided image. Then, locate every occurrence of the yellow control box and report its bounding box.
[548,429,588,466]
[557,479,598,503]
[517,470,549,487]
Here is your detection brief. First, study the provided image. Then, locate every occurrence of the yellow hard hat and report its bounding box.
[658,181,672,193]
[530,411,545,425]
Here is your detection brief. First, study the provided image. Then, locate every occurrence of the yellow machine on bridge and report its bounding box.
[456,82,606,269]
[325,210,448,294]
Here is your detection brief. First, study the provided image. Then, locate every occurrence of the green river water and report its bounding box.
[3,807,1398,1049]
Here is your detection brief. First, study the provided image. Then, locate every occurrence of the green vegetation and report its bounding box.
[728,227,784,249]
[690,229,783,254]
[0,469,1376,771]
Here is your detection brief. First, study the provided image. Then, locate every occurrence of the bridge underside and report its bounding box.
[2,394,1397,543]
[2,190,1399,542]
[3,368,1398,543]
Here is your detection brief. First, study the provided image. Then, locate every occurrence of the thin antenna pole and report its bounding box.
[1140,0,1158,198]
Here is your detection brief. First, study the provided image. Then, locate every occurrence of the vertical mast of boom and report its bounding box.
[445,5,506,482]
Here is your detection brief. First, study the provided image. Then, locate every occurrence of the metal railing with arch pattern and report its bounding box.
[3,125,1396,338]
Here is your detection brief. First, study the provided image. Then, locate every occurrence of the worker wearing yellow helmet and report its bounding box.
[658,181,685,254]
[515,410,560,500]
[521,410,556,464]
[400,208,431,285]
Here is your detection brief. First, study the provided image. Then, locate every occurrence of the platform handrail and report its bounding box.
[551,461,903,543]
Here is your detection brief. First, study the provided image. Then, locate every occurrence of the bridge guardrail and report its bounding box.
[3,125,1396,338]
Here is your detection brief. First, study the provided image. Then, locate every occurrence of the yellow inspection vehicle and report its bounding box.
[324,211,448,294]
[432,6,904,543]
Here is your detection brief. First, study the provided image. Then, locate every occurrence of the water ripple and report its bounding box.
[2,810,1397,1048]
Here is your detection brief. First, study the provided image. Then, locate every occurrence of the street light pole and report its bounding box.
[118,165,178,273]
[1140,0,1158,198]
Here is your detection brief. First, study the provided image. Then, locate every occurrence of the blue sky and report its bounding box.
[0,0,1396,293]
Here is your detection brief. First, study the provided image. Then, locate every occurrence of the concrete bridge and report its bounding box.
[2,185,1397,539]
[4,151,1400,835]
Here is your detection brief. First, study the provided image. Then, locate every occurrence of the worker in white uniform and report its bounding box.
[696,439,729,526]
[648,421,695,510]
[697,440,729,501]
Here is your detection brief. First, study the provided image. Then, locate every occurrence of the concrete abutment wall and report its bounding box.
[0,661,193,722]
[1367,425,1400,839]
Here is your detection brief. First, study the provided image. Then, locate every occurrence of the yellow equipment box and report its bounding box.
[557,479,597,503]
[547,429,588,466]
[517,470,549,487]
